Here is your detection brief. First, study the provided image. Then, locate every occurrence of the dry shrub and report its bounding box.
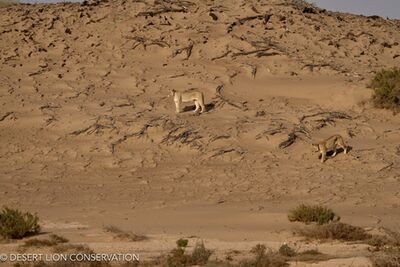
[103,225,147,241]
[296,222,371,241]
[238,244,288,267]
[288,204,338,225]
[22,234,68,248]
[166,238,212,267]
[371,250,400,267]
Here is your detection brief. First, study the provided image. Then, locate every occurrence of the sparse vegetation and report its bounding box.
[368,229,400,249]
[166,238,212,267]
[21,234,68,248]
[190,241,213,265]
[369,68,400,113]
[296,222,371,241]
[288,204,338,225]
[239,244,288,267]
[0,0,17,7]
[368,229,400,267]
[371,252,400,267]
[0,207,40,239]
[278,244,296,257]
[103,225,147,241]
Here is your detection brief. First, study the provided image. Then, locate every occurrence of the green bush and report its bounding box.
[369,68,400,113]
[288,204,338,225]
[0,207,40,239]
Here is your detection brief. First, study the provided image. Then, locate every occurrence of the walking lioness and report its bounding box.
[312,134,348,163]
[170,89,206,114]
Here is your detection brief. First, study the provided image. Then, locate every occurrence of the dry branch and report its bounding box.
[128,36,170,50]
[256,124,285,140]
[214,85,247,111]
[110,116,169,153]
[279,111,351,149]
[279,132,297,149]
[299,111,352,123]
[227,13,272,33]
[70,116,115,136]
[211,147,245,158]
[232,49,279,58]
[161,126,202,147]
[0,112,13,122]
[172,42,193,60]
[211,50,231,61]
[137,7,187,17]
[154,0,196,9]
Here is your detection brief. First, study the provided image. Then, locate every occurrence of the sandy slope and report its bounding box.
[0,0,400,265]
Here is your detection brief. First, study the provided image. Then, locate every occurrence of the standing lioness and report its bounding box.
[312,134,348,163]
[170,89,206,114]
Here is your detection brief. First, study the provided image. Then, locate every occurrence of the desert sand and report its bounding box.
[0,0,399,266]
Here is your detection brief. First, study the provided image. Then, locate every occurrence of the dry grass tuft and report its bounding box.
[295,222,371,241]
[21,234,68,248]
[166,238,213,267]
[103,225,147,242]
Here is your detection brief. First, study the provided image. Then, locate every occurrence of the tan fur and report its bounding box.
[312,134,348,163]
[170,89,206,114]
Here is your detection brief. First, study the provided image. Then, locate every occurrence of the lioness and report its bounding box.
[312,134,348,163]
[170,89,206,114]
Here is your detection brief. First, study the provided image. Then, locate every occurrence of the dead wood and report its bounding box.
[232,48,279,58]
[0,112,13,122]
[211,147,245,158]
[377,162,394,172]
[127,36,170,50]
[172,42,193,60]
[70,116,115,136]
[137,7,187,17]
[109,117,166,153]
[161,126,202,148]
[154,0,195,9]
[279,132,297,149]
[214,85,247,111]
[211,50,231,61]
[299,111,352,123]
[279,111,351,149]
[227,13,272,33]
[279,123,312,149]
[246,64,257,78]
[256,124,285,140]
[39,104,61,110]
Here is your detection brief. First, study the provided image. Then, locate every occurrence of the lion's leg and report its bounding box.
[194,101,200,113]
[200,101,206,113]
[175,100,181,113]
[339,140,348,154]
[320,148,326,163]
